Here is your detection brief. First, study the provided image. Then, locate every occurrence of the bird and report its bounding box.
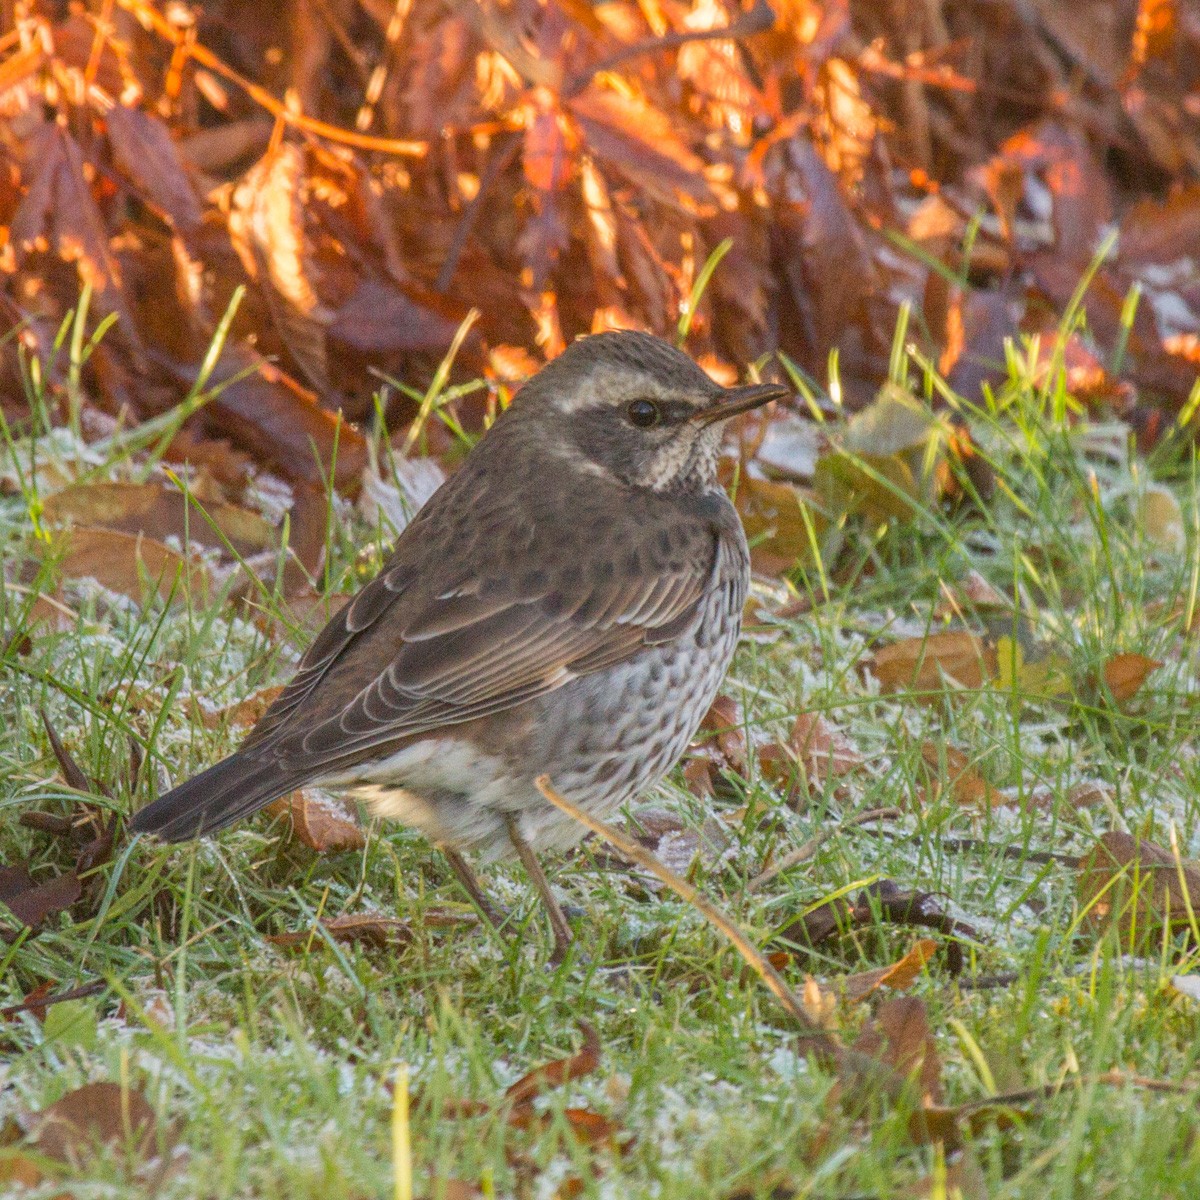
[130,330,789,961]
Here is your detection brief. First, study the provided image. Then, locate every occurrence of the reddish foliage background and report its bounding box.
[1,0,1198,488]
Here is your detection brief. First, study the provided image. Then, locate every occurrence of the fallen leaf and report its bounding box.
[871,631,994,695]
[1138,484,1186,553]
[328,278,461,354]
[838,939,939,1005]
[1066,780,1113,809]
[505,1021,601,1107]
[263,789,365,853]
[933,569,1010,618]
[43,482,277,559]
[106,104,204,235]
[729,474,825,576]
[920,742,1005,808]
[10,123,120,291]
[789,712,863,783]
[568,86,714,209]
[778,879,975,975]
[817,387,949,522]
[0,1154,42,1188]
[15,1082,160,1164]
[0,867,81,937]
[695,694,748,773]
[267,913,420,951]
[853,995,943,1105]
[51,526,212,605]
[155,344,368,495]
[623,807,730,876]
[1077,831,1200,944]
[1102,652,1162,702]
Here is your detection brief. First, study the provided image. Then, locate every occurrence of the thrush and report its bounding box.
[130,331,788,960]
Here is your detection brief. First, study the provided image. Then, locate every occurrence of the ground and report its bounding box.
[3,332,1200,1198]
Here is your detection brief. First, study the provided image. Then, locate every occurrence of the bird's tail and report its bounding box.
[129,753,294,842]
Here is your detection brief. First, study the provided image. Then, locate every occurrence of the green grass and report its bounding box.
[3,311,1200,1199]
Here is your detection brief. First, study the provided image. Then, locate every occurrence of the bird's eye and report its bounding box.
[626,399,661,428]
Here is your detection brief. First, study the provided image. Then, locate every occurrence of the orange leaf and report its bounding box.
[871,631,994,695]
[263,790,365,853]
[1103,652,1162,701]
[52,526,212,606]
[920,742,1004,807]
[505,1021,601,1107]
[839,938,939,1005]
[790,712,863,781]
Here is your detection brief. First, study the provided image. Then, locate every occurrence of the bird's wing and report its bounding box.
[243,478,726,777]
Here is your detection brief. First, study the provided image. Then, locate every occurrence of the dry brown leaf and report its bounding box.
[328,278,461,354]
[505,1021,602,1107]
[106,105,203,236]
[52,526,211,605]
[871,631,994,695]
[14,1082,161,1164]
[0,1153,42,1188]
[158,344,368,494]
[933,569,1010,618]
[624,807,730,876]
[267,912,427,951]
[568,86,714,209]
[839,939,939,1005]
[789,712,863,782]
[10,123,120,292]
[43,483,276,559]
[920,742,1005,808]
[1121,183,1200,266]
[729,474,823,577]
[263,789,365,853]
[1,866,81,937]
[1066,780,1113,809]
[697,694,746,764]
[1102,652,1162,702]
[853,995,943,1106]
[1077,831,1200,944]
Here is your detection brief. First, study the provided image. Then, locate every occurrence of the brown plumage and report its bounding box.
[131,331,788,958]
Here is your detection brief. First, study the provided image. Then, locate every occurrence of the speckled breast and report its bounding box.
[509,521,749,851]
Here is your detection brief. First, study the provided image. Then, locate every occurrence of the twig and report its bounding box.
[536,775,819,1029]
[564,0,776,96]
[115,0,427,157]
[748,807,902,893]
[434,134,521,293]
[0,979,105,1017]
[956,1070,1197,1115]
[535,775,909,1100]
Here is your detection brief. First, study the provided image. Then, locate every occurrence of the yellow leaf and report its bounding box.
[1138,484,1185,553]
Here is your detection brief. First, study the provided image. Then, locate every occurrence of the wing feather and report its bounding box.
[241,445,730,775]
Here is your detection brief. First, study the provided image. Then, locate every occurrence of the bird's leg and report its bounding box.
[441,846,507,929]
[504,814,573,965]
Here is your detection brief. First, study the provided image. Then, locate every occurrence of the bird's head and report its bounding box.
[507,331,789,493]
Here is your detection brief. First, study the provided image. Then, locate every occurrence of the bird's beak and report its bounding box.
[693,381,790,426]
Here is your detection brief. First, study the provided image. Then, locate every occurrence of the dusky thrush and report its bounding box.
[131,331,788,960]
